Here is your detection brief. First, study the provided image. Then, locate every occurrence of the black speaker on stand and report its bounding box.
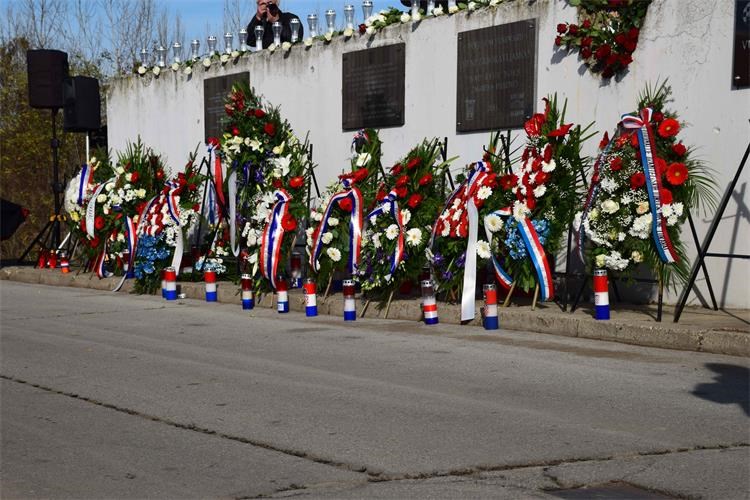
[63,76,101,133]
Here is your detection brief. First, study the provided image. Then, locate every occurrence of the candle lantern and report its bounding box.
[207,35,217,55]
[272,21,282,46]
[190,39,200,60]
[482,284,499,330]
[448,0,457,9]
[239,29,248,51]
[303,278,318,317]
[276,277,289,313]
[362,0,373,20]
[344,5,355,29]
[421,280,439,325]
[593,269,610,320]
[343,279,356,321]
[172,42,182,63]
[241,274,255,310]
[290,18,300,42]
[224,32,233,53]
[427,0,435,15]
[37,249,47,269]
[307,14,318,38]
[290,252,303,288]
[47,250,58,269]
[164,267,177,300]
[59,250,70,273]
[325,9,336,34]
[139,47,149,64]
[410,0,419,17]
[156,45,167,67]
[254,25,264,51]
[204,270,217,302]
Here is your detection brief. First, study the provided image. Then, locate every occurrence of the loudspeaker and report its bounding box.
[27,49,69,109]
[63,76,101,132]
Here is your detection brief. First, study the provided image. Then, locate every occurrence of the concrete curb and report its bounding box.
[1,266,748,357]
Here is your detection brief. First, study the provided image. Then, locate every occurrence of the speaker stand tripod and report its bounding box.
[18,109,66,265]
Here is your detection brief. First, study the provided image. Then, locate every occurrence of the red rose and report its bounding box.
[395,186,408,199]
[672,142,687,157]
[619,54,633,67]
[500,174,517,190]
[225,104,234,117]
[89,236,100,248]
[615,33,628,47]
[547,123,573,138]
[358,23,366,34]
[623,40,637,53]
[658,118,680,138]
[94,216,105,230]
[272,179,282,188]
[406,193,422,208]
[609,157,623,171]
[580,36,593,49]
[594,44,612,61]
[568,24,579,35]
[628,27,640,40]
[254,109,266,118]
[391,163,403,175]
[582,19,592,29]
[605,54,619,67]
[666,162,688,186]
[581,47,592,59]
[599,131,610,150]
[601,65,615,78]
[407,157,421,170]
[281,214,297,231]
[555,36,563,47]
[289,176,304,189]
[338,198,353,212]
[418,173,433,186]
[232,126,240,136]
[396,174,410,187]
[556,23,567,34]
[660,188,674,205]
[264,122,276,136]
[630,172,646,190]
[652,111,664,123]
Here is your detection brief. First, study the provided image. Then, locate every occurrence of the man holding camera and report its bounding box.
[246,0,303,49]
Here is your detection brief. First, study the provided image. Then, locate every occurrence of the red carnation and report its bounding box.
[376,189,387,202]
[94,216,105,230]
[395,186,408,199]
[654,157,667,176]
[609,157,623,171]
[666,162,688,186]
[557,23,567,34]
[652,111,664,123]
[391,163,403,175]
[630,133,640,149]
[658,118,680,138]
[547,123,573,138]
[660,188,674,205]
[418,173,433,186]
[352,168,369,183]
[232,126,240,136]
[289,176,304,189]
[619,54,633,67]
[630,172,646,190]
[672,142,687,157]
[407,157,421,170]
[254,109,266,118]
[500,174,517,190]
[396,174,410,187]
[407,193,422,208]
[264,122,276,136]
[338,198,353,212]
[358,23,366,34]
[192,203,200,212]
[281,214,297,231]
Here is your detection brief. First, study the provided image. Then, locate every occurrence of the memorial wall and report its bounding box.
[107,0,749,308]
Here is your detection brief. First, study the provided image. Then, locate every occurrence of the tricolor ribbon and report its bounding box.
[259,189,292,290]
[208,142,226,222]
[621,108,679,263]
[484,209,555,302]
[227,169,239,257]
[310,179,364,275]
[77,164,94,206]
[85,177,116,237]
[366,189,405,275]
[95,240,110,278]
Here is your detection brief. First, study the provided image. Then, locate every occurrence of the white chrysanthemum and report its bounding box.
[282,42,292,51]
[604,251,629,271]
[231,50,240,58]
[366,26,376,35]
[485,213,503,233]
[400,209,411,225]
[97,194,107,203]
[513,201,530,221]
[600,177,617,194]
[533,185,547,198]
[321,232,334,244]
[268,44,277,52]
[476,240,491,259]
[304,37,313,46]
[372,233,381,248]
[412,12,422,21]
[667,215,679,226]
[476,186,492,200]
[369,214,378,225]
[406,227,422,247]
[312,211,324,222]
[620,192,633,205]
[542,160,556,173]
[448,5,459,13]
[385,224,399,240]
[595,254,606,268]
[328,217,339,227]
[343,27,354,38]
[617,232,626,241]
[589,208,599,221]
[326,247,341,262]
[468,2,477,11]
[489,0,500,5]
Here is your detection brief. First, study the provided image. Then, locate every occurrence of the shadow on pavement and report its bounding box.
[692,363,750,416]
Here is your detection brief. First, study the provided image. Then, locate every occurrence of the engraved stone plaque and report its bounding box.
[342,44,405,131]
[204,72,249,140]
[733,0,750,88]
[456,19,537,132]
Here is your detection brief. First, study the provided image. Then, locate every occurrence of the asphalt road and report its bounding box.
[1,281,748,499]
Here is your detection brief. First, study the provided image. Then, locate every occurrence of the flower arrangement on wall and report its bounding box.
[306,129,382,292]
[357,138,453,300]
[555,0,652,78]
[574,81,716,287]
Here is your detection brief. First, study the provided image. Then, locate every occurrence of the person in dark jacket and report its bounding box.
[246,0,303,49]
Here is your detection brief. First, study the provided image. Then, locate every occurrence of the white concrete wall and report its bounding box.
[107,0,750,309]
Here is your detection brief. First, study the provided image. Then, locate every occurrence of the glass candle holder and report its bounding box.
[172,42,182,63]
[344,5,355,29]
[307,13,318,38]
[207,35,217,55]
[290,18,301,42]
[272,21,282,46]
[325,9,336,34]
[190,39,200,60]
[156,45,167,67]
[224,32,233,53]
[239,29,248,51]
[362,0,373,20]
[254,25,264,51]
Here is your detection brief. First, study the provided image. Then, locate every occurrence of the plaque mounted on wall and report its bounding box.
[733,0,750,88]
[342,43,405,131]
[456,19,537,132]
[204,72,249,140]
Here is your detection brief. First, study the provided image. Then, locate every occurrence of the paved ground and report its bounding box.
[1,281,748,499]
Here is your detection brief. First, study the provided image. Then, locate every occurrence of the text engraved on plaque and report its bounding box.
[456,19,537,132]
[342,44,405,131]
[733,0,750,88]
[204,72,249,140]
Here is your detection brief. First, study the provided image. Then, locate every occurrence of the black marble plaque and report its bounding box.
[342,44,405,131]
[204,72,249,140]
[456,19,536,132]
[733,0,750,88]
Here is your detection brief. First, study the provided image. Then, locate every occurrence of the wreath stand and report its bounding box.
[673,140,750,322]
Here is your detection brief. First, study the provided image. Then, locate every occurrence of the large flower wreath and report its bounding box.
[574,81,716,288]
[555,0,652,78]
[221,81,311,290]
[133,151,205,294]
[486,96,590,303]
[306,129,383,292]
[357,138,453,300]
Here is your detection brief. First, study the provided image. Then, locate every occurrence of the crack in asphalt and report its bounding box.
[3,374,748,499]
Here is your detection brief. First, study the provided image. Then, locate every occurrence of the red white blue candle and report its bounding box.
[343,279,356,321]
[483,283,499,330]
[204,270,217,302]
[47,251,58,269]
[164,267,177,300]
[37,249,47,269]
[241,274,254,310]
[303,278,318,317]
[593,269,610,320]
[59,251,70,274]
[421,279,439,325]
[276,277,289,313]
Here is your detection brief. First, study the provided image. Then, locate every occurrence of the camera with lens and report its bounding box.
[266,3,280,16]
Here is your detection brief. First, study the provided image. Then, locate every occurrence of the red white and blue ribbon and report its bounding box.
[85,177,115,237]
[259,189,292,290]
[310,179,364,275]
[484,207,513,290]
[366,189,404,274]
[77,164,94,206]
[207,142,226,222]
[485,208,555,302]
[165,181,181,224]
[621,108,679,264]
[95,240,110,278]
